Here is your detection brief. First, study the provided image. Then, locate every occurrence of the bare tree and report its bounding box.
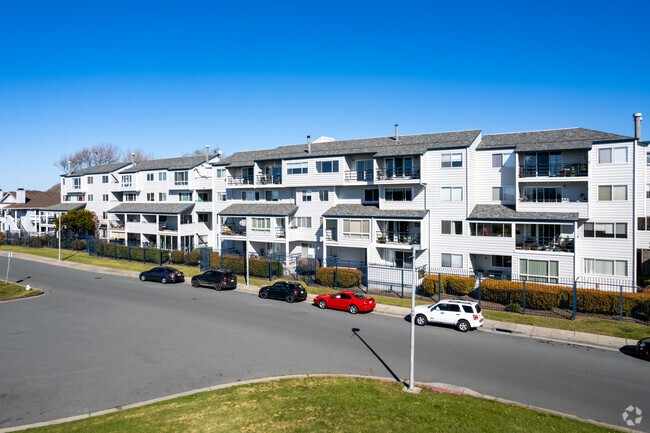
[182,147,222,157]
[122,147,153,163]
[55,143,122,172]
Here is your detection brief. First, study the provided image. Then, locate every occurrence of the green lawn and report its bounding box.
[24,377,613,433]
[0,281,42,300]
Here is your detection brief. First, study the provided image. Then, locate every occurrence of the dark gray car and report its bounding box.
[191,269,237,291]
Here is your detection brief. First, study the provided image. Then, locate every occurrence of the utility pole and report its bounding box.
[405,244,421,393]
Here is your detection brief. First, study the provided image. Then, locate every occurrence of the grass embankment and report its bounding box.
[0,281,42,300]
[24,377,612,433]
[1,245,647,340]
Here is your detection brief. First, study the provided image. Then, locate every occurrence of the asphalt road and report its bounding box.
[0,256,648,431]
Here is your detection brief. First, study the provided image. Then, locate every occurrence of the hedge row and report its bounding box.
[206,252,283,278]
[95,242,169,263]
[316,267,363,288]
[422,274,477,297]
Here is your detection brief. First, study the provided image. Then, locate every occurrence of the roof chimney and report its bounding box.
[205,145,210,163]
[634,113,642,140]
[395,124,399,141]
[131,152,136,165]
[307,135,311,153]
[16,188,25,204]
[67,160,71,175]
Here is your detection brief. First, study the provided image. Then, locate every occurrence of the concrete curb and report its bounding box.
[0,373,640,433]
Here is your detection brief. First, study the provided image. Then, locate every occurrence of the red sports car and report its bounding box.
[313,291,376,314]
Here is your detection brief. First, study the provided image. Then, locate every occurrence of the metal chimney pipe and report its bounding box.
[131,152,136,164]
[634,113,643,140]
[307,135,311,153]
[67,160,71,175]
[205,145,210,163]
[395,124,399,141]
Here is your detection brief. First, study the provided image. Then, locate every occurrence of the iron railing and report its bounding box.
[376,167,420,180]
[519,162,588,178]
[344,170,373,182]
[226,176,254,185]
[376,231,420,245]
[515,236,574,253]
[256,174,282,185]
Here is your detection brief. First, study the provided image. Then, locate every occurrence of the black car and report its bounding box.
[637,337,650,360]
[191,269,237,291]
[139,266,184,284]
[259,281,307,303]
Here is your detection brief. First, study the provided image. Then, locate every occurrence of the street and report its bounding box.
[0,256,648,431]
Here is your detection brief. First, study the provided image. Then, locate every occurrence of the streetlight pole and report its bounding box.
[57,212,61,262]
[406,243,420,393]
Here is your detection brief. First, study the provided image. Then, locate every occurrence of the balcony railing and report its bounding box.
[325,229,337,241]
[257,174,282,185]
[221,225,246,236]
[275,227,286,238]
[519,163,588,178]
[376,167,421,180]
[344,170,373,182]
[158,223,178,232]
[109,222,125,230]
[376,231,420,245]
[227,176,255,186]
[516,236,574,253]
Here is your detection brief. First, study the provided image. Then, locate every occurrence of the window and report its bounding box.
[174,171,188,186]
[102,175,109,183]
[180,214,192,224]
[492,255,512,267]
[287,162,308,174]
[77,195,84,201]
[441,220,463,235]
[265,190,279,201]
[381,250,413,268]
[492,154,503,167]
[251,218,271,234]
[73,178,81,189]
[316,160,339,173]
[301,242,315,257]
[102,212,108,220]
[159,172,167,181]
[197,192,211,202]
[215,168,226,178]
[598,185,627,201]
[121,175,132,188]
[87,177,94,184]
[441,253,463,268]
[492,187,516,202]
[198,213,209,223]
[599,147,628,164]
[217,192,227,201]
[584,222,627,238]
[584,258,627,276]
[441,187,463,201]
[385,188,412,201]
[301,189,312,202]
[319,190,329,201]
[87,194,93,201]
[242,191,260,201]
[159,193,167,201]
[146,173,154,181]
[364,188,379,202]
[492,153,515,167]
[522,186,562,202]
[520,259,558,283]
[102,194,109,202]
[179,192,192,202]
[470,223,512,237]
[342,219,370,239]
[124,193,136,202]
[441,153,462,168]
[147,193,154,202]
[293,217,312,228]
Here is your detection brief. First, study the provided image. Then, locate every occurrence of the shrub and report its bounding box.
[188,250,200,266]
[316,267,362,288]
[171,250,185,264]
[421,274,477,297]
[210,252,222,269]
[480,279,571,311]
[296,258,320,275]
[0,231,6,246]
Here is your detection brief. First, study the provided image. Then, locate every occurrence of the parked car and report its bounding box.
[139,266,184,284]
[412,299,484,332]
[637,337,650,360]
[259,281,307,303]
[314,291,375,314]
[191,269,237,291]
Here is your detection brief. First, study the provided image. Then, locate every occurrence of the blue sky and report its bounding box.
[1,0,648,191]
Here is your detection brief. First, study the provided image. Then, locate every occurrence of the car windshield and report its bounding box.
[475,305,482,313]
[352,294,367,299]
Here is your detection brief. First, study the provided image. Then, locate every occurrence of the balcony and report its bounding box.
[515,236,574,253]
[325,229,337,241]
[109,222,125,230]
[158,222,178,232]
[257,174,282,185]
[344,170,373,182]
[275,227,286,239]
[376,167,420,181]
[221,225,246,236]
[376,231,420,245]
[227,176,254,186]
[519,163,588,179]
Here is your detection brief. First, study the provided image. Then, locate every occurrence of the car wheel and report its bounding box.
[214,283,222,291]
[318,299,327,309]
[191,280,199,288]
[349,304,359,314]
[286,295,295,303]
[259,290,268,299]
[457,319,470,332]
[139,275,146,281]
[415,314,428,326]
[161,277,168,284]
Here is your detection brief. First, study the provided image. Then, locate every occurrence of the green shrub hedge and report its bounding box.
[316,267,363,288]
[422,274,476,297]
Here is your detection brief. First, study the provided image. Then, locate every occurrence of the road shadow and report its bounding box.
[351,328,405,386]
[62,251,80,261]
[15,276,31,284]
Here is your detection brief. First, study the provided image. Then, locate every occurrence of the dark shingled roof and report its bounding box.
[216,130,481,167]
[121,155,217,173]
[218,203,299,217]
[42,202,86,212]
[4,185,61,210]
[323,204,428,219]
[468,204,579,222]
[477,128,633,152]
[64,162,131,177]
[108,203,195,214]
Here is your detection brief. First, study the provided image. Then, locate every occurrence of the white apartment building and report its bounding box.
[50,114,648,287]
[1,186,61,233]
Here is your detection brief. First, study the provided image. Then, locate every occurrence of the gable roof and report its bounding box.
[121,155,217,173]
[218,203,299,217]
[468,204,579,222]
[323,204,428,219]
[216,130,481,167]
[4,185,61,210]
[64,162,131,177]
[42,202,86,212]
[477,128,633,152]
[108,203,195,214]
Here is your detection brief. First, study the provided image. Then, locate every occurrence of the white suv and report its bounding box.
[413,300,484,332]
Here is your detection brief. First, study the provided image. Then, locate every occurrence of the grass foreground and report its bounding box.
[23,377,613,433]
[0,281,42,301]
[1,245,647,340]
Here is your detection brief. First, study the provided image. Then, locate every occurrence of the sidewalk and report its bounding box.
[1,251,634,350]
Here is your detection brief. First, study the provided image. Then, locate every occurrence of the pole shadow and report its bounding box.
[351,327,405,386]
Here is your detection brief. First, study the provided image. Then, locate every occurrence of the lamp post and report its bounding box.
[405,243,420,393]
[57,212,61,262]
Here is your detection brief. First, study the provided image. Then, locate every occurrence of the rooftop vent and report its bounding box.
[634,113,643,140]
[205,145,210,163]
[395,124,399,141]
[307,135,311,153]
